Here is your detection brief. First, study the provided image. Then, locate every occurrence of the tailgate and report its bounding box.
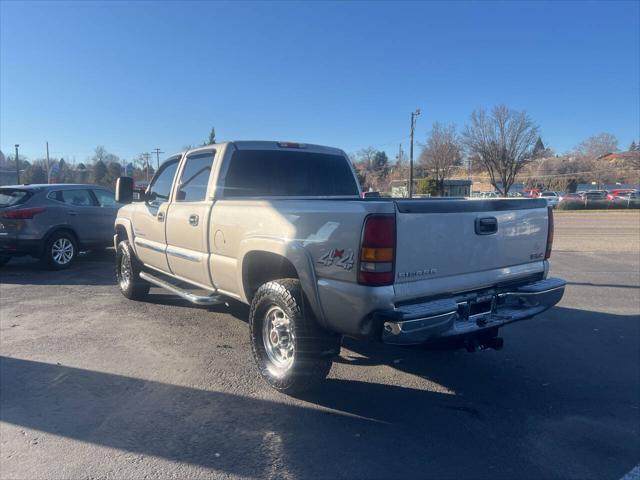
[394,198,549,288]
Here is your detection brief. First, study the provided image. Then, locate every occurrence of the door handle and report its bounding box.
[157,211,165,222]
[189,214,199,226]
[68,210,78,216]
[475,216,498,235]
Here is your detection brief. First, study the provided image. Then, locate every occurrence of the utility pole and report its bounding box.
[409,109,421,198]
[151,148,164,169]
[14,144,20,184]
[46,141,51,183]
[142,153,151,182]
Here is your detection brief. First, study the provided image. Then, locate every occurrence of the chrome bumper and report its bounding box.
[380,277,566,345]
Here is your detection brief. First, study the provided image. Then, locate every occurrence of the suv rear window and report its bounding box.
[223,150,359,197]
[0,189,32,207]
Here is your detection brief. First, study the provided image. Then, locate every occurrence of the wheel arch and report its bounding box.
[114,218,135,252]
[238,241,327,329]
[42,225,80,253]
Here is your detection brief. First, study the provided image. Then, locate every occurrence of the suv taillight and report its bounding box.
[2,207,46,219]
[545,206,554,259]
[358,214,395,286]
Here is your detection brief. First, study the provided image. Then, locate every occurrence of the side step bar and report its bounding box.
[139,271,224,306]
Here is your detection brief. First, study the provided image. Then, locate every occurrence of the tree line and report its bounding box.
[351,104,639,195]
[0,146,156,188]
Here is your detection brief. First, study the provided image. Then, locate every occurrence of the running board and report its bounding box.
[139,271,224,306]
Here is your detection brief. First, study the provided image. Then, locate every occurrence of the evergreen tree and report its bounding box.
[372,151,389,173]
[532,137,546,158]
[630,141,637,152]
[92,160,108,186]
[203,127,216,145]
[22,163,47,184]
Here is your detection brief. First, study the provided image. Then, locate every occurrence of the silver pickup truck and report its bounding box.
[114,141,566,393]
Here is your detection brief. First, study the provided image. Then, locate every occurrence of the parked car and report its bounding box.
[606,189,636,201]
[581,190,608,201]
[612,190,639,205]
[540,191,560,208]
[113,141,565,393]
[0,184,120,268]
[558,192,582,202]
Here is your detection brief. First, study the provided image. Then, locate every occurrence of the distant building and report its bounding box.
[390,178,472,197]
[597,151,640,163]
[0,170,19,186]
[443,179,472,196]
[472,181,524,194]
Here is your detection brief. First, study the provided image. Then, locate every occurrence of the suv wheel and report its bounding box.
[249,278,340,394]
[40,231,77,269]
[116,240,150,300]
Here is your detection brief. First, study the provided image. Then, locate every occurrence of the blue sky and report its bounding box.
[1,0,639,164]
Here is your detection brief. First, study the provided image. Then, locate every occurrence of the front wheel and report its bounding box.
[116,240,150,300]
[249,278,340,394]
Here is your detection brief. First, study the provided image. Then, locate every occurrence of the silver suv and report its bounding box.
[0,184,120,268]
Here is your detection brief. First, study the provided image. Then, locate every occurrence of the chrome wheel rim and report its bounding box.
[119,253,131,290]
[51,238,74,265]
[262,305,295,372]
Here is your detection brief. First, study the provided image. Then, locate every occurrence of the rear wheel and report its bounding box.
[249,278,340,394]
[116,240,150,300]
[40,231,77,269]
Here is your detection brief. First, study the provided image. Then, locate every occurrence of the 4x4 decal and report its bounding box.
[317,248,355,271]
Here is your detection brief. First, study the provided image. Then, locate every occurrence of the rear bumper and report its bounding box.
[378,277,566,345]
[0,237,42,257]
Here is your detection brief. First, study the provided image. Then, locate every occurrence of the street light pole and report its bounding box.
[14,144,20,184]
[46,141,51,183]
[409,109,420,198]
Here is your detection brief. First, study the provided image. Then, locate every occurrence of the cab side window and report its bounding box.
[175,152,215,202]
[149,158,180,203]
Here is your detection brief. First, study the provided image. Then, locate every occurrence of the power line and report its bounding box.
[151,148,164,169]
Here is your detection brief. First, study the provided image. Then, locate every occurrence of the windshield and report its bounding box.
[0,189,32,207]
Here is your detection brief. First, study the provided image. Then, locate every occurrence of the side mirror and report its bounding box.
[115,177,134,204]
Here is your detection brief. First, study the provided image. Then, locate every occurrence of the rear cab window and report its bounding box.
[223,149,359,197]
[0,189,32,207]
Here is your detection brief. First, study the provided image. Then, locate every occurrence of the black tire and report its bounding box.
[115,240,150,300]
[0,256,10,267]
[249,278,340,394]
[40,231,78,270]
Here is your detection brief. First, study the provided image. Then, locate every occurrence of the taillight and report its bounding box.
[2,207,46,219]
[358,214,395,285]
[545,206,554,259]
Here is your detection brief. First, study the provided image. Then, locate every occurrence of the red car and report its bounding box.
[607,189,635,201]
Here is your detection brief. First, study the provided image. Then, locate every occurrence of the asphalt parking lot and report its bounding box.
[1,211,639,480]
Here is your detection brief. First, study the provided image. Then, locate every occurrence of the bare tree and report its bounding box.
[356,147,377,171]
[574,133,618,160]
[419,122,463,196]
[463,105,539,196]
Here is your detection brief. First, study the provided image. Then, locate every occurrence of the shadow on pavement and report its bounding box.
[0,249,115,286]
[1,307,638,479]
